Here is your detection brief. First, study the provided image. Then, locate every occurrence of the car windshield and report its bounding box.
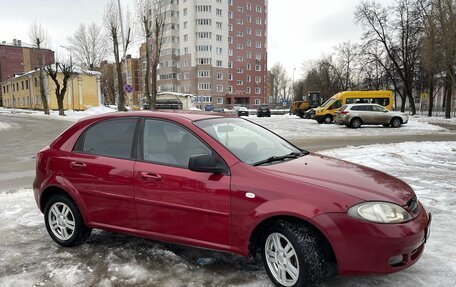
[194,118,304,165]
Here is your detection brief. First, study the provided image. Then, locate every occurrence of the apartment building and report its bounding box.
[150,0,267,109]
[0,39,55,106]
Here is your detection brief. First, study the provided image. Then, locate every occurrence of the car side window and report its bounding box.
[75,118,138,159]
[143,119,211,167]
[372,105,385,112]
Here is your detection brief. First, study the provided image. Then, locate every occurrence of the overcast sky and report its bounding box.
[0,0,390,77]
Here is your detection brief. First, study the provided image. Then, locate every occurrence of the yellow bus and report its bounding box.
[313,90,393,124]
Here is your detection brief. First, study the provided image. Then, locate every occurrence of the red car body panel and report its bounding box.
[33,111,430,276]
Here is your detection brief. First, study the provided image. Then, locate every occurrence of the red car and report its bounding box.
[33,111,431,287]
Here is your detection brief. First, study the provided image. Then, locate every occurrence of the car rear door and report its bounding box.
[66,118,140,229]
[134,118,231,246]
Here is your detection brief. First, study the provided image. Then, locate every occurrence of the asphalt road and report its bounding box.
[1,114,455,191]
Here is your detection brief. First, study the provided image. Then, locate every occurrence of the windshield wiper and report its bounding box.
[253,151,308,166]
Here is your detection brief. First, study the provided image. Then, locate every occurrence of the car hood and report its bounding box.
[259,153,414,205]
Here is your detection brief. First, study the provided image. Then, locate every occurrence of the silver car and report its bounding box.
[335,104,408,128]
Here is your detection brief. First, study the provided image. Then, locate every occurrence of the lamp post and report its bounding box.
[292,67,296,103]
[60,45,75,110]
[117,0,131,106]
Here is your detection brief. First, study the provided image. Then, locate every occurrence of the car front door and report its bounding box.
[66,118,139,229]
[372,105,390,124]
[134,119,231,247]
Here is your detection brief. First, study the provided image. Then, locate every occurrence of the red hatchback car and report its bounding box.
[33,111,431,287]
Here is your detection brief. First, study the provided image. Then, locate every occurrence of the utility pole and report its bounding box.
[117,0,131,106]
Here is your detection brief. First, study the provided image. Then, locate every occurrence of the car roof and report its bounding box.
[344,103,383,107]
[77,110,236,123]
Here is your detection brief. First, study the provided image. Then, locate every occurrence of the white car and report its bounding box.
[335,104,408,128]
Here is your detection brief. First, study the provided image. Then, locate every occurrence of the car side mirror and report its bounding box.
[188,154,225,174]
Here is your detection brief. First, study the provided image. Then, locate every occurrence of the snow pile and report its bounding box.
[0,106,117,122]
[0,122,12,131]
[247,115,447,138]
[414,115,456,125]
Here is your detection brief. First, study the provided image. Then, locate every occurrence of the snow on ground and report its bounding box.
[0,106,116,122]
[413,115,456,125]
[247,114,448,138]
[1,141,455,286]
[0,121,12,131]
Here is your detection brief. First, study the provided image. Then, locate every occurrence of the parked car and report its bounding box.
[34,112,430,287]
[335,103,408,128]
[257,104,271,117]
[237,106,249,116]
[212,106,225,113]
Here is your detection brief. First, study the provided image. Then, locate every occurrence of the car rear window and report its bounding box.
[75,118,138,159]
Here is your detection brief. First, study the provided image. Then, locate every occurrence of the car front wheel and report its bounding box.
[323,115,333,124]
[261,221,326,287]
[44,194,92,247]
[391,117,402,128]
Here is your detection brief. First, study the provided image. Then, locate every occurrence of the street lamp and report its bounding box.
[60,45,75,110]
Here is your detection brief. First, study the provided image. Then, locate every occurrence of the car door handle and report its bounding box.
[140,172,162,181]
[70,161,86,169]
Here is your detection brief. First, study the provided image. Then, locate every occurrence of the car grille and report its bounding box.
[406,194,420,215]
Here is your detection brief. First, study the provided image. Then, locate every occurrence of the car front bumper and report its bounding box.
[313,203,431,276]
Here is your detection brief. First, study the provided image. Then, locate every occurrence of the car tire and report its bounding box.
[316,119,324,124]
[323,115,333,124]
[391,117,402,128]
[350,118,362,129]
[44,194,92,247]
[261,221,326,287]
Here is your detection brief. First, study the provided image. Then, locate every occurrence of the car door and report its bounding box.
[65,117,139,229]
[372,105,390,124]
[134,118,231,246]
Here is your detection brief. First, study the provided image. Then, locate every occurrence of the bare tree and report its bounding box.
[355,0,424,115]
[44,62,76,116]
[270,63,290,102]
[334,41,361,90]
[149,0,167,110]
[68,23,109,70]
[136,0,154,109]
[424,0,456,118]
[104,0,131,112]
[29,22,50,115]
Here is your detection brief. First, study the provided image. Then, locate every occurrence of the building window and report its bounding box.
[216,8,223,16]
[184,21,188,29]
[255,98,261,104]
[216,60,223,67]
[255,64,261,71]
[237,19,243,25]
[256,17,262,25]
[236,56,243,61]
[216,47,223,54]
[246,75,251,82]
[237,68,243,73]
[228,49,233,56]
[236,80,243,85]
[255,41,262,48]
[184,72,189,79]
[246,3,251,10]
[246,39,251,46]
[246,15,251,23]
[228,74,233,80]
[196,5,211,12]
[228,11,232,18]
[236,44,243,49]
[183,8,187,16]
[198,83,212,90]
[217,97,224,104]
[216,34,223,42]
[237,31,243,37]
[216,73,223,80]
[216,22,222,29]
[228,86,233,93]
[255,76,261,83]
[228,62,233,68]
[237,6,243,12]
[246,87,251,94]
[256,5,262,13]
[198,70,212,78]
[256,29,262,36]
[216,85,224,92]
[246,28,251,35]
[255,88,261,95]
[246,51,252,58]
[197,58,212,65]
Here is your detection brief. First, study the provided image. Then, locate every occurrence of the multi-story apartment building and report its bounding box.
[150,0,267,109]
[0,39,55,106]
[227,0,268,106]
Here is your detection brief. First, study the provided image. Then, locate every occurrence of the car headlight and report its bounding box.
[348,202,411,224]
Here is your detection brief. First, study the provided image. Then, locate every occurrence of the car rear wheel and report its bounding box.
[350,118,362,128]
[391,117,402,128]
[44,194,91,247]
[261,221,326,287]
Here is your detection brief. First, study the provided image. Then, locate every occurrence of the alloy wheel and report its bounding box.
[48,202,76,241]
[265,232,300,286]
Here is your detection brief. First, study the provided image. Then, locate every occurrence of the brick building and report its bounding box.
[0,39,55,106]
